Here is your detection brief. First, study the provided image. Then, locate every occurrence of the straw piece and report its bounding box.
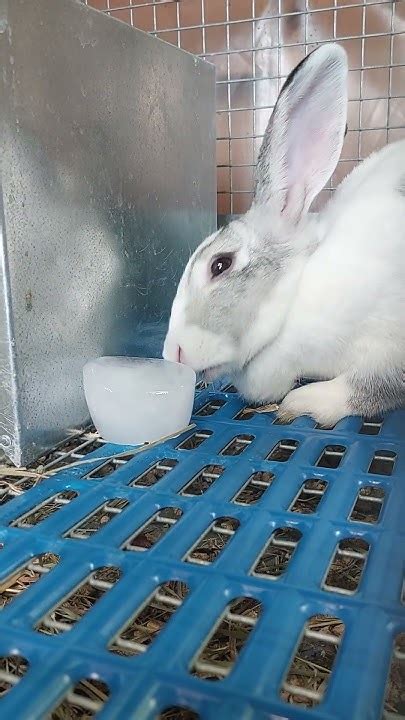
[0,423,196,480]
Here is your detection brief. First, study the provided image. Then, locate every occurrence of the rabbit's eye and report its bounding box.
[211,255,233,278]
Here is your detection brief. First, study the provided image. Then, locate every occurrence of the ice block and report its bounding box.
[83,357,196,445]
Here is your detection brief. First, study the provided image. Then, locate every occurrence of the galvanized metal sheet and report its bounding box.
[0,0,216,465]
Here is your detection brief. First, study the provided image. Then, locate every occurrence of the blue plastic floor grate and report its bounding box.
[0,383,404,720]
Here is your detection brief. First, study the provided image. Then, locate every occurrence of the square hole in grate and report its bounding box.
[185,517,240,565]
[383,633,405,719]
[49,678,110,718]
[130,459,179,488]
[195,399,226,416]
[272,416,294,425]
[234,407,256,421]
[0,655,29,697]
[109,581,189,657]
[349,486,385,524]
[233,403,280,421]
[42,440,105,471]
[289,480,328,515]
[122,507,183,552]
[0,553,60,609]
[177,430,212,451]
[368,450,396,476]
[10,491,78,528]
[314,422,336,430]
[36,566,121,635]
[0,475,37,506]
[42,455,79,472]
[64,498,129,540]
[47,440,106,468]
[232,471,275,505]
[85,453,135,479]
[57,434,91,453]
[323,538,369,595]
[281,614,345,707]
[359,418,383,436]
[180,465,224,496]
[221,434,254,456]
[76,439,105,456]
[251,528,302,579]
[192,597,262,680]
[41,434,105,470]
[158,709,199,720]
[222,384,238,393]
[316,445,346,469]
[267,440,299,462]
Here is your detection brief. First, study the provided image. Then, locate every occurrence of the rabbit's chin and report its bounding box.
[202,363,230,382]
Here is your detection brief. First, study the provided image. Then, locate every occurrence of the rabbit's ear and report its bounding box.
[254,44,348,223]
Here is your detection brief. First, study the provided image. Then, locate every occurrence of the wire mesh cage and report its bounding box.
[0,1,404,719]
[84,0,404,215]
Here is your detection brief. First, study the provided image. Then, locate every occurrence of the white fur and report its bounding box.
[278,377,351,426]
[163,44,405,422]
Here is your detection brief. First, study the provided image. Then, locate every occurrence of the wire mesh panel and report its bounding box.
[0,382,404,719]
[85,0,405,215]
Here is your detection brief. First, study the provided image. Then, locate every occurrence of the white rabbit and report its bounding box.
[163,43,405,426]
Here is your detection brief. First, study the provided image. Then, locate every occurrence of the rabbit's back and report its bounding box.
[325,139,405,220]
[284,141,405,376]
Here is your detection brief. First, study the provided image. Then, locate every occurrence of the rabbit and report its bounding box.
[163,43,405,426]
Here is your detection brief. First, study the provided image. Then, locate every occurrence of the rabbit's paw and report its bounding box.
[277,378,349,426]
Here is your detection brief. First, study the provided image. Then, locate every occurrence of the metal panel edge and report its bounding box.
[0,0,23,466]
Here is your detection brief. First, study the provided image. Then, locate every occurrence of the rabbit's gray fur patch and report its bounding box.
[398,176,405,196]
[348,368,405,417]
[185,219,289,335]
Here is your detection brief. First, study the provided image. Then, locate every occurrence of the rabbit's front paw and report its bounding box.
[277,378,350,426]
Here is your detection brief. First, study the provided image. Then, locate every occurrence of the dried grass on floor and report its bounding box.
[0,553,59,610]
[50,678,109,720]
[0,428,98,506]
[109,581,189,658]
[36,567,122,636]
[280,615,344,708]
[158,709,198,720]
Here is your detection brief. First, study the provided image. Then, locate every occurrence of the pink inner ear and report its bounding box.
[284,110,346,219]
[283,183,306,225]
[258,47,348,220]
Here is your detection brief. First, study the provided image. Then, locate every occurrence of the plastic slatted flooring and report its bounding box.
[0,383,404,720]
